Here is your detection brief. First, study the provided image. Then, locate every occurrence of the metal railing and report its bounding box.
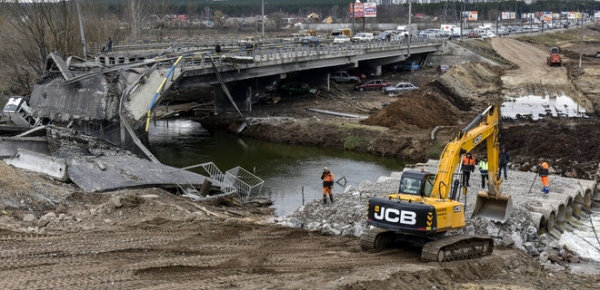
[226,166,264,202]
[166,162,263,202]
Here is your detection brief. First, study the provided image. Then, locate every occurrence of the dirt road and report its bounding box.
[491,37,569,87]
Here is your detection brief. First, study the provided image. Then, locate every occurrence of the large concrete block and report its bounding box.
[4,148,68,181]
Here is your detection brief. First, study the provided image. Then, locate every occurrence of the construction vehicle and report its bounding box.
[547,47,561,66]
[361,104,512,262]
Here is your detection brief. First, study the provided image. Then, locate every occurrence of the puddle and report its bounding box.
[501,95,587,120]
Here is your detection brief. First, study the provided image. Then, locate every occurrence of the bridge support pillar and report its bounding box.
[214,85,251,114]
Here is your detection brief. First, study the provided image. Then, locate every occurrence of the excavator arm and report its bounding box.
[431,104,501,199]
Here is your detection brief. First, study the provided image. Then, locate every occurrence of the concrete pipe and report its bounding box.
[583,188,593,211]
[525,204,556,232]
[530,212,547,235]
[573,192,584,218]
[549,201,566,224]
[564,195,573,218]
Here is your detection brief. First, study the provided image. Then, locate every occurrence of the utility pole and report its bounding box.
[578,9,584,75]
[460,0,464,41]
[75,0,87,60]
[351,2,355,37]
[261,0,265,38]
[496,0,499,35]
[407,0,412,56]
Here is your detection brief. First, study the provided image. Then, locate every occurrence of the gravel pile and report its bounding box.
[275,159,596,270]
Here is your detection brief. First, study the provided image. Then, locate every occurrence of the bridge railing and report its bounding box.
[165,37,445,71]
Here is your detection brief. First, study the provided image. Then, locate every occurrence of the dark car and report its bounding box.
[354,79,391,91]
[279,82,319,95]
[300,36,320,47]
[358,66,376,78]
[265,80,280,93]
[347,68,367,81]
[398,61,420,71]
[437,64,450,74]
[383,61,419,72]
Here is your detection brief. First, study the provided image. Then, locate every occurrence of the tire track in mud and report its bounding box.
[0,221,424,289]
[0,221,571,290]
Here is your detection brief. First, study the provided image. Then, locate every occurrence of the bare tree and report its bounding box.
[269,12,286,32]
[150,0,173,41]
[214,10,225,30]
[125,0,150,41]
[0,0,82,93]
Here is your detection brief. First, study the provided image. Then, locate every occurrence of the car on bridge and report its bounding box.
[351,32,374,43]
[238,36,261,46]
[354,79,391,91]
[329,71,361,83]
[382,82,419,95]
[300,36,321,47]
[333,35,351,44]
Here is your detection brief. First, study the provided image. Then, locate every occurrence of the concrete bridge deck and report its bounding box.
[117,38,444,124]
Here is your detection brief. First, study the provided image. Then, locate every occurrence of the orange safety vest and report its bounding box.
[462,155,475,166]
[322,171,334,187]
[539,162,549,176]
[462,155,475,172]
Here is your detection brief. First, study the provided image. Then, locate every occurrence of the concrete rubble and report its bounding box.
[275,159,597,271]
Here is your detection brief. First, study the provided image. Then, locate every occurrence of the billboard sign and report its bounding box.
[364,3,377,18]
[350,2,376,18]
[501,12,516,20]
[468,11,478,21]
[350,2,364,18]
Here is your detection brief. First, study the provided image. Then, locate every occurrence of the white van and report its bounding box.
[1,97,41,127]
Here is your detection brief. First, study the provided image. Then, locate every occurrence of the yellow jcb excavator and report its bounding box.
[361,103,512,262]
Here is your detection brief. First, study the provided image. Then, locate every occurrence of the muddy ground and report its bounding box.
[1,28,600,289]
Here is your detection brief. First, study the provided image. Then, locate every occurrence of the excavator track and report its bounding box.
[421,235,494,262]
[360,228,390,251]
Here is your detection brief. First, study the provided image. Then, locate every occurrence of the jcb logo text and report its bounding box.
[374,207,417,225]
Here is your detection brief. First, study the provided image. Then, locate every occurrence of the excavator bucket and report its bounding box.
[472,192,513,223]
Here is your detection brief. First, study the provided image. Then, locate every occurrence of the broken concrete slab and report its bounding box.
[66,153,215,193]
[4,148,68,181]
[0,136,50,158]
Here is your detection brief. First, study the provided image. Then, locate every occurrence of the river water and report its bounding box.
[147,118,406,216]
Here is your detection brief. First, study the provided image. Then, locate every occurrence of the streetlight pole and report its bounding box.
[261,0,265,38]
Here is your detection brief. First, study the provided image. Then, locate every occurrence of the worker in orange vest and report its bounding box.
[539,160,549,194]
[461,153,476,187]
[321,167,334,204]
